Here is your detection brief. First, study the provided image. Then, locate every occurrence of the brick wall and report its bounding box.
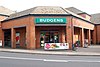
[1,16,36,49]
[73,17,94,30]
[96,25,100,44]
[2,16,30,29]
[0,15,96,50]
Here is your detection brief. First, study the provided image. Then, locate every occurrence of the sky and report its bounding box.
[0,0,100,14]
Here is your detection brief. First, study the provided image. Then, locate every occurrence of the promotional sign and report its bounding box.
[35,18,67,24]
[0,40,2,46]
[44,43,69,50]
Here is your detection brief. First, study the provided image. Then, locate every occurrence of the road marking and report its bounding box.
[67,60,100,63]
[0,56,100,63]
[43,59,68,62]
[0,56,43,61]
[0,56,68,63]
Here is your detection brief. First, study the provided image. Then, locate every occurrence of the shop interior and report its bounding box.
[4,29,11,47]
[40,31,59,47]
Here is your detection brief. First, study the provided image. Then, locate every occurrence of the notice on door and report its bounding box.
[0,40,2,46]
[44,43,69,50]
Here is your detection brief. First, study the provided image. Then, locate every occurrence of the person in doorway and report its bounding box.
[41,36,44,47]
[54,35,58,43]
[50,36,53,43]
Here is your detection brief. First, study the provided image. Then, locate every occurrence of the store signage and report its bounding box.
[44,43,69,50]
[0,40,2,46]
[35,18,66,24]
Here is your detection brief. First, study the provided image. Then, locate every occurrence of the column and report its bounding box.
[61,28,66,43]
[20,28,26,48]
[0,29,4,48]
[26,25,35,49]
[60,29,65,43]
[81,28,84,47]
[93,27,97,44]
[35,27,40,49]
[80,28,82,47]
[66,22,74,49]
[87,29,91,45]
[11,28,16,48]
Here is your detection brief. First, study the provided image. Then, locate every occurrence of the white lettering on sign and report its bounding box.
[39,18,64,23]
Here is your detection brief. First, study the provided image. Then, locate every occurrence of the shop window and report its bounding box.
[40,33,45,47]
[40,31,59,47]
[16,32,20,45]
[4,30,11,47]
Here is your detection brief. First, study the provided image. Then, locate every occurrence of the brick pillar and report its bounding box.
[93,26,97,44]
[20,29,26,48]
[61,29,66,43]
[0,29,4,48]
[26,25,35,49]
[66,26,74,49]
[59,29,63,43]
[80,28,82,47]
[0,22,4,48]
[87,29,91,45]
[35,27,40,49]
[66,17,74,49]
[81,28,84,47]
[11,28,16,48]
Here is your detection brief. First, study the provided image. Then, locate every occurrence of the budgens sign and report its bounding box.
[35,18,67,24]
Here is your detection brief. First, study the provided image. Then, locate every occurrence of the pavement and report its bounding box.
[0,45,100,56]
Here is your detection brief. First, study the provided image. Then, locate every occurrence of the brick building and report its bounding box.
[91,13,100,44]
[0,6,96,50]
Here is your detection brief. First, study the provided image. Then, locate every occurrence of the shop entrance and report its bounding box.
[16,32,20,48]
[4,29,11,47]
[40,31,59,47]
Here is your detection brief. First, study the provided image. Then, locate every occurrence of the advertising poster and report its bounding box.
[44,43,69,50]
[0,40,2,46]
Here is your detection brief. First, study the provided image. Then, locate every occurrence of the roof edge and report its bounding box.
[94,23,100,25]
[1,14,71,22]
[1,13,94,25]
[72,15,94,24]
[0,14,9,17]
[78,12,91,16]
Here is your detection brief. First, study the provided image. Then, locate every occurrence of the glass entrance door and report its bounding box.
[40,31,59,47]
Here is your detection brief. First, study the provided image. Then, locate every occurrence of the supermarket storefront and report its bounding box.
[35,17,69,50]
[0,5,95,50]
[0,15,95,50]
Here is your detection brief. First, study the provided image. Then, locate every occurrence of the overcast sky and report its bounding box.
[0,0,100,14]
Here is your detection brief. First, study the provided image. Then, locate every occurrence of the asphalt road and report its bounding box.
[0,52,100,67]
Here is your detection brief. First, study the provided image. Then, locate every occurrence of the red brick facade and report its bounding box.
[95,25,100,44]
[0,16,36,49]
[0,15,96,50]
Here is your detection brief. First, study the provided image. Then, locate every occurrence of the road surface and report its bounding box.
[0,52,100,67]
